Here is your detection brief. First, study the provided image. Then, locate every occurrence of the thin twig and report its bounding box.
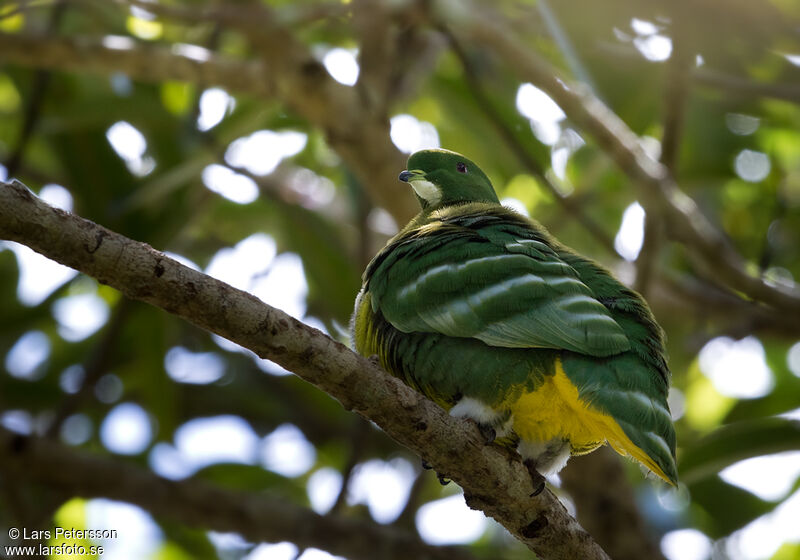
[4,0,67,177]
[444,28,618,256]
[118,0,350,32]
[658,37,693,175]
[655,273,800,338]
[117,0,272,33]
[393,469,429,531]
[44,299,133,438]
[593,41,800,104]
[535,0,596,92]
[0,0,53,21]
[693,69,800,104]
[635,32,693,296]
[328,419,370,515]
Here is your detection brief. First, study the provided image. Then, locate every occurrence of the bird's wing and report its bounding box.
[366,211,630,358]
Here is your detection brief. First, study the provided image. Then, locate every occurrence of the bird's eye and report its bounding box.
[456,162,468,173]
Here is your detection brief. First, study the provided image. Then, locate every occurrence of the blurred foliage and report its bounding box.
[1,0,800,559]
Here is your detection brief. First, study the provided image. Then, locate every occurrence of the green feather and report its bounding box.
[367,207,630,357]
[353,148,678,483]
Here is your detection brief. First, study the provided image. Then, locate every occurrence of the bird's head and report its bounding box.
[399,149,500,210]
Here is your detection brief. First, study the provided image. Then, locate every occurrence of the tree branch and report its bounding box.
[0,426,474,560]
[0,179,610,559]
[692,69,800,103]
[658,41,692,176]
[653,274,800,340]
[594,41,800,104]
[561,447,667,560]
[0,31,272,95]
[0,29,417,224]
[4,1,68,176]
[635,33,693,296]
[441,1,800,314]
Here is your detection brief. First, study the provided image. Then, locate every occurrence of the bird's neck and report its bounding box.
[414,201,521,228]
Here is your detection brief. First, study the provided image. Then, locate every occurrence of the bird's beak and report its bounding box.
[398,169,425,183]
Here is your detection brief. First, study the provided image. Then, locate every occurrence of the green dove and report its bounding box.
[352,148,677,486]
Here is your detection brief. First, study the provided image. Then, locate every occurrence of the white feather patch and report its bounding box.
[449,397,502,424]
[518,439,571,475]
[409,179,442,205]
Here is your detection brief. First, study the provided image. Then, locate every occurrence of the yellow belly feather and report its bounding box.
[510,359,671,482]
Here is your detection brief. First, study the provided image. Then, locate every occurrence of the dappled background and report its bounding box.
[1,0,800,559]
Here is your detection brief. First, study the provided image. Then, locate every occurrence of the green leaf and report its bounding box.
[689,476,777,538]
[192,463,307,503]
[679,417,800,484]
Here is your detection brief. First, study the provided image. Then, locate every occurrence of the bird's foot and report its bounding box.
[477,422,497,445]
[524,459,547,497]
[421,460,450,485]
